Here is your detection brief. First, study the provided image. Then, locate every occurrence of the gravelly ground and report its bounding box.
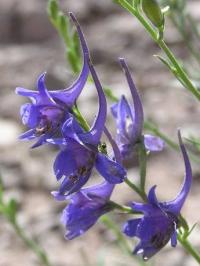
[0,0,200,266]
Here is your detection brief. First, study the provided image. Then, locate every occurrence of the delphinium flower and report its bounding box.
[123,130,192,260]
[111,58,164,161]
[15,12,89,148]
[58,125,123,240]
[61,181,115,239]
[50,55,126,198]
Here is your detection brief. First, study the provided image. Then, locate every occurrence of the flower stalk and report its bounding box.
[138,141,147,193]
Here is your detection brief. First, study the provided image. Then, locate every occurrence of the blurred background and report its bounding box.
[0,0,200,265]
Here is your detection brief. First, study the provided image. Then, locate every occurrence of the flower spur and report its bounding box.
[111,58,164,161]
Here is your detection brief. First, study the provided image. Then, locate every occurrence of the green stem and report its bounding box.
[125,178,147,202]
[12,222,52,266]
[116,0,200,100]
[138,141,147,193]
[178,234,200,264]
[109,200,141,214]
[72,105,90,131]
[179,214,189,233]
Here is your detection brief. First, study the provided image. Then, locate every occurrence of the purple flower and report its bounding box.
[111,58,164,160]
[15,12,89,148]
[58,125,122,239]
[50,56,126,198]
[61,181,115,240]
[123,130,192,260]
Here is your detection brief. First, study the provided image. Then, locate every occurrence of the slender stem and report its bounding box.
[138,141,147,193]
[72,105,90,131]
[179,214,189,233]
[109,200,141,214]
[125,178,147,202]
[178,234,200,264]
[12,222,52,266]
[116,0,200,100]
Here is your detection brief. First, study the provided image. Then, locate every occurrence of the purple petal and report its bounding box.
[19,129,36,140]
[53,138,95,181]
[147,186,159,206]
[20,104,39,128]
[31,133,51,148]
[117,96,136,141]
[144,134,165,151]
[130,202,155,214]
[134,215,174,259]
[51,190,67,201]
[61,116,85,145]
[111,102,118,118]
[53,149,77,180]
[46,138,67,146]
[66,172,91,195]
[171,230,177,247]
[123,218,141,237]
[95,153,126,184]
[83,181,114,200]
[36,73,55,105]
[16,73,56,106]
[53,172,91,200]
[62,197,103,240]
[15,87,38,103]
[119,58,144,138]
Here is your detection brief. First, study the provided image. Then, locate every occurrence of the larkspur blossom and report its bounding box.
[56,126,123,239]
[111,58,164,160]
[15,12,89,148]
[61,181,115,240]
[123,130,192,260]
[50,56,126,198]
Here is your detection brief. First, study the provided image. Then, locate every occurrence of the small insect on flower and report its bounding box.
[123,130,192,260]
[16,12,89,148]
[111,58,164,161]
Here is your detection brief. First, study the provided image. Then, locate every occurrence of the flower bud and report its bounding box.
[141,0,164,28]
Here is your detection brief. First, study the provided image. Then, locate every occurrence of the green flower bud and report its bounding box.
[141,0,164,28]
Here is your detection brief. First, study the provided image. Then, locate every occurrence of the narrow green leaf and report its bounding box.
[154,54,176,73]
[185,223,198,239]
